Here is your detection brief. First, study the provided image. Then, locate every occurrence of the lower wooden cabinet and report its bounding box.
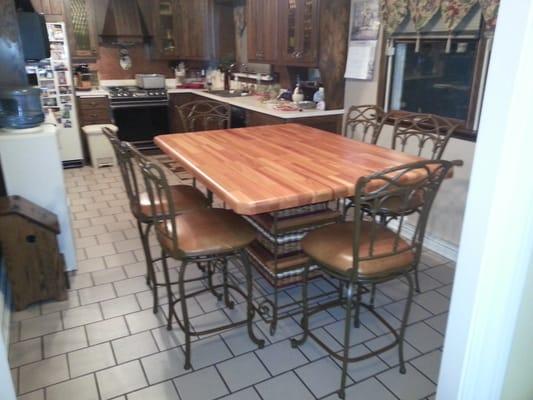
[31,0,64,22]
[77,96,112,126]
[246,109,342,134]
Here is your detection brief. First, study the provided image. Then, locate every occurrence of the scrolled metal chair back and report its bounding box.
[391,113,457,160]
[344,105,386,144]
[135,154,180,255]
[350,159,460,281]
[177,100,231,132]
[102,128,144,217]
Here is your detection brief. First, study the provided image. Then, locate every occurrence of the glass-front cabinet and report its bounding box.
[63,0,98,62]
[279,0,320,66]
[152,0,180,59]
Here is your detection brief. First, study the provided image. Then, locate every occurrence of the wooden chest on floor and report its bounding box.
[0,196,67,310]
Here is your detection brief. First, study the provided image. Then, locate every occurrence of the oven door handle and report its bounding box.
[110,101,169,109]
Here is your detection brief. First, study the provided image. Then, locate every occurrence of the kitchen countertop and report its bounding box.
[76,83,344,119]
[75,88,109,97]
[166,89,344,119]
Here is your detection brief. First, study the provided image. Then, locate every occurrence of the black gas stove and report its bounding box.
[106,86,169,151]
[107,86,168,108]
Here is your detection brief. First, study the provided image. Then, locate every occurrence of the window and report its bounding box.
[389,39,478,122]
[378,7,494,139]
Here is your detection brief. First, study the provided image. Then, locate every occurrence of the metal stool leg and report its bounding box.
[414,267,421,293]
[178,260,192,370]
[353,283,362,328]
[207,261,223,301]
[161,250,173,327]
[369,283,377,309]
[399,271,414,374]
[138,220,158,314]
[222,259,234,309]
[338,284,354,400]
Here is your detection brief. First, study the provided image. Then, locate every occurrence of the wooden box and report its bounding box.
[0,196,67,310]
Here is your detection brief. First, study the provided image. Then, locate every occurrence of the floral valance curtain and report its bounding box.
[379,0,500,40]
[408,0,440,51]
[441,0,477,51]
[379,0,409,36]
[479,0,499,29]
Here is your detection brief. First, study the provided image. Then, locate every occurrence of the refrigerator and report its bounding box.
[26,22,83,167]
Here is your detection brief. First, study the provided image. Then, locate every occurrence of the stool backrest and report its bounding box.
[350,159,460,280]
[135,154,180,254]
[102,128,144,218]
[177,100,231,132]
[344,105,386,144]
[390,113,458,160]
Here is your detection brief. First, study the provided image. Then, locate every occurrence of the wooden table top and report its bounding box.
[155,123,426,215]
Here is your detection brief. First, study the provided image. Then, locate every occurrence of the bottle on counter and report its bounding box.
[292,85,304,103]
[175,62,186,87]
[314,87,326,110]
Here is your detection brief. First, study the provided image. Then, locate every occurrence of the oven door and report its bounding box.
[111,101,169,151]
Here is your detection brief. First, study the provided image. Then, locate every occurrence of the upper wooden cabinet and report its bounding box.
[247,0,279,63]
[278,0,320,66]
[176,0,214,60]
[149,0,181,60]
[31,0,64,22]
[63,0,98,62]
[147,0,234,62]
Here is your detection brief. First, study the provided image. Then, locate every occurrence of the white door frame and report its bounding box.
[437,0,533,399]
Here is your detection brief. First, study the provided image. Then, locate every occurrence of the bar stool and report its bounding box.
[135,154,264,370]
[343,104,386,144]
[103,128,209,316]
[291,160,458,399]
[342,105,388,220]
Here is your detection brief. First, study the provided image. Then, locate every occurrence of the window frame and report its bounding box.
[377,29,492,142]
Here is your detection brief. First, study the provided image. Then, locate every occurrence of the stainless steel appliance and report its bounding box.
[107,86,169,151]
[135,74,166,89]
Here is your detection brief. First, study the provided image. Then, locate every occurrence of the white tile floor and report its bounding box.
[8,165,455,400]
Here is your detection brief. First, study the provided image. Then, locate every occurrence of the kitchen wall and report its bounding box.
[86,44,173,80]
[343,32,475,259]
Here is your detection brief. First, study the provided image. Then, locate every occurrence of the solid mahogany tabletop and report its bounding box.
[155,123,425,215]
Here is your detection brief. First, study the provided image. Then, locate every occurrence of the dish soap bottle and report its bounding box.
[313,87,326,110]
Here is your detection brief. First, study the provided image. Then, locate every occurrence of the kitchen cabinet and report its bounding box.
[150,0,181,60]
[246,109,341,134]
[247,0,279,63]
[149,0,233,62]
[278,0,320,67]
[77,96,112,126]
[63,0,98,62]
[31,0,64,22]
[176,0,214,60]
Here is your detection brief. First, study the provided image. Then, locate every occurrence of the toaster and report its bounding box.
[135,74,166,89]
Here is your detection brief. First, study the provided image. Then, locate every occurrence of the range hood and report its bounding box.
[98,0,152,44]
